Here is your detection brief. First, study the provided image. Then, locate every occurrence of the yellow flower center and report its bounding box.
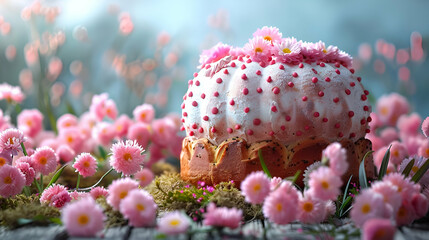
[67,136,74,143]
[361,204,371,214]
[303,202,314,212]
[253,184,261,192]
[65,122,71,127]
[140,112,147,120]
[116,125,123,131]
[169,219,180,226]
[412,166,419,173]
[380,107,389,116]
[263,36,272,42]
[159,127,165,134]
[255,47,263,53]
[283,48,291,54]
[119,191,128,199]
[426,149,429,156]
[39,157,47,165]
[8,138,14,145]
[397,206,406,218]
[0,157,6,166]
[123,153,132,161]
[83,161,90,168]
[136,203,145,211]
[77,214,89,225]
[374,229,386,238]
[392,150,399,157]
[276,203,283,211]
[321,181,329,189]
[4,176,12,184]
[140,176,146,181]
[26,120,32,126]
[322,49,327,53]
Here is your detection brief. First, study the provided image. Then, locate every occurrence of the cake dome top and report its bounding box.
[199,26,352,69]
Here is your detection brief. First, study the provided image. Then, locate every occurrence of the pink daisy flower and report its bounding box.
[56,145,76,164]
[396,199,417,226]
[380,127,399,145]
[398,156,429,188]
[362,218,396,240]
[151,118,177,147]
[350,188,388,227]
[119,189,157,227]
[308,167,342,201]
[0,128,26,155]
[110,140,145,176]
[134,168,154,188]
[31,146,58,175]
[422,117,429,138]
[62,197,105,237]
[270,176,282,191]
[59,127,84,153]
[0,83,25,103]
[240,171,271,204]
[297,191,326,224]
[389,141,408,165]
[127,122,151,149]
[397,113,421,137]
[70,190,90,201]
[376,93,410,126]
[133,104,155,123]
[90,186,109,200]
[411,193,429,218]
[230,47,246,59]
[252,26,282,44]
[417,139,429,158]
[15,161,35,186]
[323,142,348,176]
[92,122,116,146]
[0,152,12,167]
[336,50,353,67]
[73,153,97,178]
[203,202,243,229]
[383,172,419,198]
[114,114,133,138]
[89,93,109,121]
[371,181,402,216]
[303,161,323,186]
[0,164,26,197]
[40,184,70,207]
[273,37,302,64]
[57,113,78,132]
[199,43,231,66]
[158,211,191,235]
[301,41,326,62]
[107,177,139,210]
[17,109,43,137]
[322,45,341,63]
[104,99,118,120]
[243,36,273,63]
[262,181,299,225]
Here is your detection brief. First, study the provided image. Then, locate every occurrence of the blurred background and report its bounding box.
[0,0,428,124]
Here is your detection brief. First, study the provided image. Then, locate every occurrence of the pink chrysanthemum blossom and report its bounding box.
[0,128,26,155]
[371,181,402,217]
[0,152,12,167]
[270,176,282,191]
[56,145,76,164]
[15,161,35,186]
[396,199,417,226]
[73,153,97,177]
[158,211,191,235]
[114,114,133,138]
[119,189,157,227]
[133,104,155,123]
[411,192,429,219]
[383,172,419,199]
[151,118,177,147]
[297,191,326,224]
[417,139,429,158]
[107,177,139,210]
[252,26,282,44]
[0,83,25,103]
[17,109,43,138]
[301,41,326,63]
[240,171,271,204]
[104,99,118,120]
[40,184,70,207]
[199,43,231,66]
[336,50,353,67]
[134,168,154,188]
[323,142,348,176]
[61,197,105,237]
[92,122,116,146]
[229,47,246,59]
[376,93,410,126]
[303,161,323,186]
[350,188,388,227]
[397,113,421,137]
[389,141,408,165]
[380,127,399,145]
[273,37,302,64]
[70,191,90,201]
[59,127,84,153]
[57,114,78,132]
[31,146,58,175]
[0,164,26,197]
[90,186,109,200]
[243,36,273,63]
[362,218,396,240]
[203,202,243,229]
[110,140,145,176]
[89,93,109,121]
[127,122,151,149]
[322,45,340,63]
[422,117,429,138]
[14,155,33,167]
[399,156,429,188]
[308,166,342,201]
[262,181,299,225]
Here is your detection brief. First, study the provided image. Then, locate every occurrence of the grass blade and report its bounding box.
[359,151,373,188]
[342,175,353,206]
[46,164,68,189]
[339,196,353,217]
[401,159,415,177]
[411,158,429,183]
[285,170,301,185]
[378,145,392,180]
[258,149,272,178]
[77,167,114,191]
[98,145,108,160]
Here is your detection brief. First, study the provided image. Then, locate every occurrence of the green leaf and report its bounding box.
[411,158,429,183]
[340,175,353,216]
[20,142,28,156]
[401,159,415,177]
[359,151,373,188]
[46,164,68,189]
[289,170,301,185]
[49,217,62,225]
[378,145,392,180]
[258,149,272,178]
[338,196,352,218]
[65,100,76,115]
[78,167,114,191]
[98,145,108,160]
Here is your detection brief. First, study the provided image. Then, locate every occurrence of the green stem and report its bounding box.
[23,186,31,196]
[258,149,272,178]
[21,142,28,156]
[77,167,114,191]
[40,174,44,191]
[34,177,42,194]
[76,174,81,189]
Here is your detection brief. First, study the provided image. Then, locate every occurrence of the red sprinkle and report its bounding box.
[192,101,198,107]
[302,96,308,101]
[183,112,188,117]
[363,106,369,111]
[253,118,261,125]
[350,68,355,74]
[280,125,286,131]
[216,78,222,84]
[211,127,217,133]
[235,124,241,130]
[288,82,294,87]
[296,131,302,136]
[242,74,248,80]
[312,68,318,74]
[201,93,206,99]
[181,103,185,109]
[299,63,304,68]
[205,64,211,69]
[260,62,266,68]
[195,81,200,86]
[357,77,362,82]
[213,92,219,97]
[192,123,197,129]
[364,90,369,95]
[333,97,340,103]
[292,72,298,78]
[338,132,344,137]
[267,76,273,83]
[361,95,367,101]
[335,62,340,68]
[244,107,250,113]
[350,133,356,138]
[193,72,198,77]
[318,91,324,97]
[320,62,325,67]
[243,88,249,95]
[305,125,310,131]
[227,128,233,133]
[257,87,263,93]
[350,82,355,87]
[247,129,254,135]
[180,126,185,131]
[238,56,243,61]
[203,116,209,121]
[345,89,351,95]
[325,77,331,82]
[367,116,372,122]
[188,91,193,97]
[272,87,280,94]
[246,59,252,63]
[189,131,194,136]
[279,65,285,70]
[334,123,340,128]
[229,99,235,105]
[241,64,246,70]
[269,131,275,136]
[312,77,318,83]
[270,60,276,65]
[224,69,229,74]
[231,62,236,67]
[256,70,261,75]
[212,107,219,114]
[313,112,320,117]
[366,129,371,133]
[285,116,291,121]
[199,127,204,133]
[335,69,341,74]
[348,111,354,117]
[271,106,278,112]
[323,118,328,122]
[361,119,366,125]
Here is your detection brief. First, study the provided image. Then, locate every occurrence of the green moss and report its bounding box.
[96,196,127,228]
